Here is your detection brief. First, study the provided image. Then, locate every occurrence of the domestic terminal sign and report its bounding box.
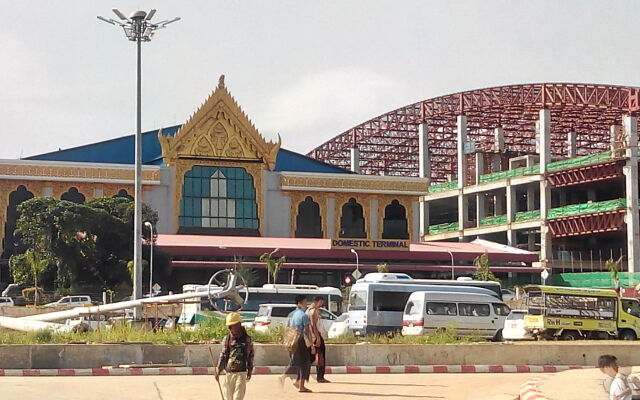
[331,239,409,251]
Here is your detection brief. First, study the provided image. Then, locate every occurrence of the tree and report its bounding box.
[376,262,389,273]
[259,253,286,284]
[234,260,260,287]
[472,252,499,282]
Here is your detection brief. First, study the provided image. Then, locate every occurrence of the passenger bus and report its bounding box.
[347,273,502,335]
[178,283,343,325]
[522,285,640,340]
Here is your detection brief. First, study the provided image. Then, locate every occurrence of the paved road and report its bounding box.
[0,373,543,400]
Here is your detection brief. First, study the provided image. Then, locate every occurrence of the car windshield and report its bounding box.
[334,314,348,322]
[507,311,525,320]
[256,307,271,317]
[349,290,367,311]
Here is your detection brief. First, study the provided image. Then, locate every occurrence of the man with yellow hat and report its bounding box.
[215,312,254,400]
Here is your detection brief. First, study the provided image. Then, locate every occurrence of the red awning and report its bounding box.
[155,234,537,263]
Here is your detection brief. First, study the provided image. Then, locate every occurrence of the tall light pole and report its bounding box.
[145,221,154,297]
[98,9,179,319]
[350,248,360,274]
[445,249,455,279]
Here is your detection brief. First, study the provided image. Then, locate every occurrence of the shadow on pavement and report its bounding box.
[327,381,447,388]
[315,391,444,398]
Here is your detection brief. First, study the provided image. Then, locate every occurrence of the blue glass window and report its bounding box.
[179,166,259,230]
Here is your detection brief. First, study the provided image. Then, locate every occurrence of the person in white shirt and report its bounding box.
[598,354,632,400]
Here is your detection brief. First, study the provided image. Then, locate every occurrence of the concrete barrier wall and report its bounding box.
[1,342,639,369]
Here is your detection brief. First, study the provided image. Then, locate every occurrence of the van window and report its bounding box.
[372,291,412,312]
[622,299,640,318]
[404,300,423,315]
[492,303,511,316]
[459,303,490,317]
[256,307,270,317]
[61,297,70,303]
[426,302,457,316]
[349,290,367,311]
[271,307,296,318]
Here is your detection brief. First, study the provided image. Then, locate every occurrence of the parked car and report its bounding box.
[44,295,92,308]
[502,310,533,341]
[253,303,337,334]
[401,290,510,340]
[0,296,15,306]
[1,283,29,306]
[328,313,350,339]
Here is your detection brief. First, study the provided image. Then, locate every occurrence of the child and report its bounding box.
[216,312,254,400]
[598,354,632,400]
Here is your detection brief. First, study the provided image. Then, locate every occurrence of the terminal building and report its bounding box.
[16,80,640,288]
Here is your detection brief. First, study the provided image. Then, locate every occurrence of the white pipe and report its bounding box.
[0,316,75,333]
[22,287,224,323]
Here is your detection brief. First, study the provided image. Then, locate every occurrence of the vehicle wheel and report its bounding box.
[559,330,580,341]
[619,330,637,341]
[492,329,504,342]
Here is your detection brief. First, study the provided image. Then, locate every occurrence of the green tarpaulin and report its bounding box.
[550,272,640,288]
[428,181,458,193]
[547,198,626,219]
[479,214,507,227]
[428,221,459,234]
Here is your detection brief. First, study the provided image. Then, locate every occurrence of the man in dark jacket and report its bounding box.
[216,312,254,400]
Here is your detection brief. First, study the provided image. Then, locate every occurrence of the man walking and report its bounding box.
[282,294,314,393]
[307,296,330,383]
[216,312,254,400]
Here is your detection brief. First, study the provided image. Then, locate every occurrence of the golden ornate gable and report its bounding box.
[159,75,281,169]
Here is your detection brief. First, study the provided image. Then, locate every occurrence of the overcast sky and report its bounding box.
[2,1,639,159]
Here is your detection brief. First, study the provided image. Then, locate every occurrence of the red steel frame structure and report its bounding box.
[309,83,640,182]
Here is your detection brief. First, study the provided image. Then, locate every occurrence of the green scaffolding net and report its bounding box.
[550,272,640,288]
[546,151,614,173]
[515,209,541,222]
[479,214,507,227]
[428,221,459,234]
[428,181,458,193]
[479,165,540,184]
[547,198,627,219]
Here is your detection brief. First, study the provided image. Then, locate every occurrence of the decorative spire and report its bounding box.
[218,74,225,89]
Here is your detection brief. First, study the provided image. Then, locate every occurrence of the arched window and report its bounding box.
[112,189,133,201]
[179,165,258,232]
[382,199,409,239]
[295,196,323,238]
[2,185,34,258]
[339,198,366,238]
[61,187,86,204]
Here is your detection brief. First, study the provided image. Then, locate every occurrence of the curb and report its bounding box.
[519,378,547,400]
[0,364,588,377]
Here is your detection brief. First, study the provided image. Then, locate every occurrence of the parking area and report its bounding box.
[0,373,543,400]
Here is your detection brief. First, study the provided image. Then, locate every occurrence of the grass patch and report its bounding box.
[327,328,483,345]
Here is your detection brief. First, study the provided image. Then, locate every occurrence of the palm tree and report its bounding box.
[259,253,286,284]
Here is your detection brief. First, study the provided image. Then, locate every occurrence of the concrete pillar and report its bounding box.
[539,180,553,266]
[369,199,378,239]
[538,110,551,173]
[506,185,516,223]
[419,200,429,238]
[457,115,467,188]
[475,152,484,185]
[350,148,360,173]
[412,201,420,241]
[327,197,336,238]
[494,127,504,153]
[527,186,536,211]
[476,193,486,227]
[624,116,639,274]
[495,194,505,215]
[507,229,517,247]
[418,122,431,180]
[567,131,577,158]
[458,194,468,236]
[611,125,623,153]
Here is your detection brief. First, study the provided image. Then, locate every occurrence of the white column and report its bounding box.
[538,109,551,173]
[350,148,360,173]
[419,200,430,238]
[475,152,484,185]
[494,127,505,153]
[412,201,420,241]
[539,180,553,266]
[327,197,336,238]
[506,184,516,224]
[418,122,431,180]
[457,115,467,188]
[458,194,468,238]
[476,193,486,227]
[507,229,517,247]
[567,131,577,158]
[624,116,639,274]
[370,198,378,239]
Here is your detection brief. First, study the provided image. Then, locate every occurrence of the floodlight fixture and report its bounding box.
[112,8,129,21]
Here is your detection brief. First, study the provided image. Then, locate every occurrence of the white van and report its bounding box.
[402,291,510,340]
[348,278,501,336]
[44,295,92,308]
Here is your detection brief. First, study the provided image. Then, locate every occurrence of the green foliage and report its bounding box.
[233,261,260,287]
[376,263,389,273]
[259,253,286,284]
[326,327,482,345]
[472,252,499,282]
[606,256,622,281]
[8,197,166,293]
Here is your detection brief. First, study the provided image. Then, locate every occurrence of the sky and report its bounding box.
[1,0,640,159]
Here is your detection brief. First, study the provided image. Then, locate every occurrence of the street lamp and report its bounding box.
[445,249,455,280]
[267,248,280,284]
[98,9,179,319]
[144,221,154,297]
[350,248,359,273]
